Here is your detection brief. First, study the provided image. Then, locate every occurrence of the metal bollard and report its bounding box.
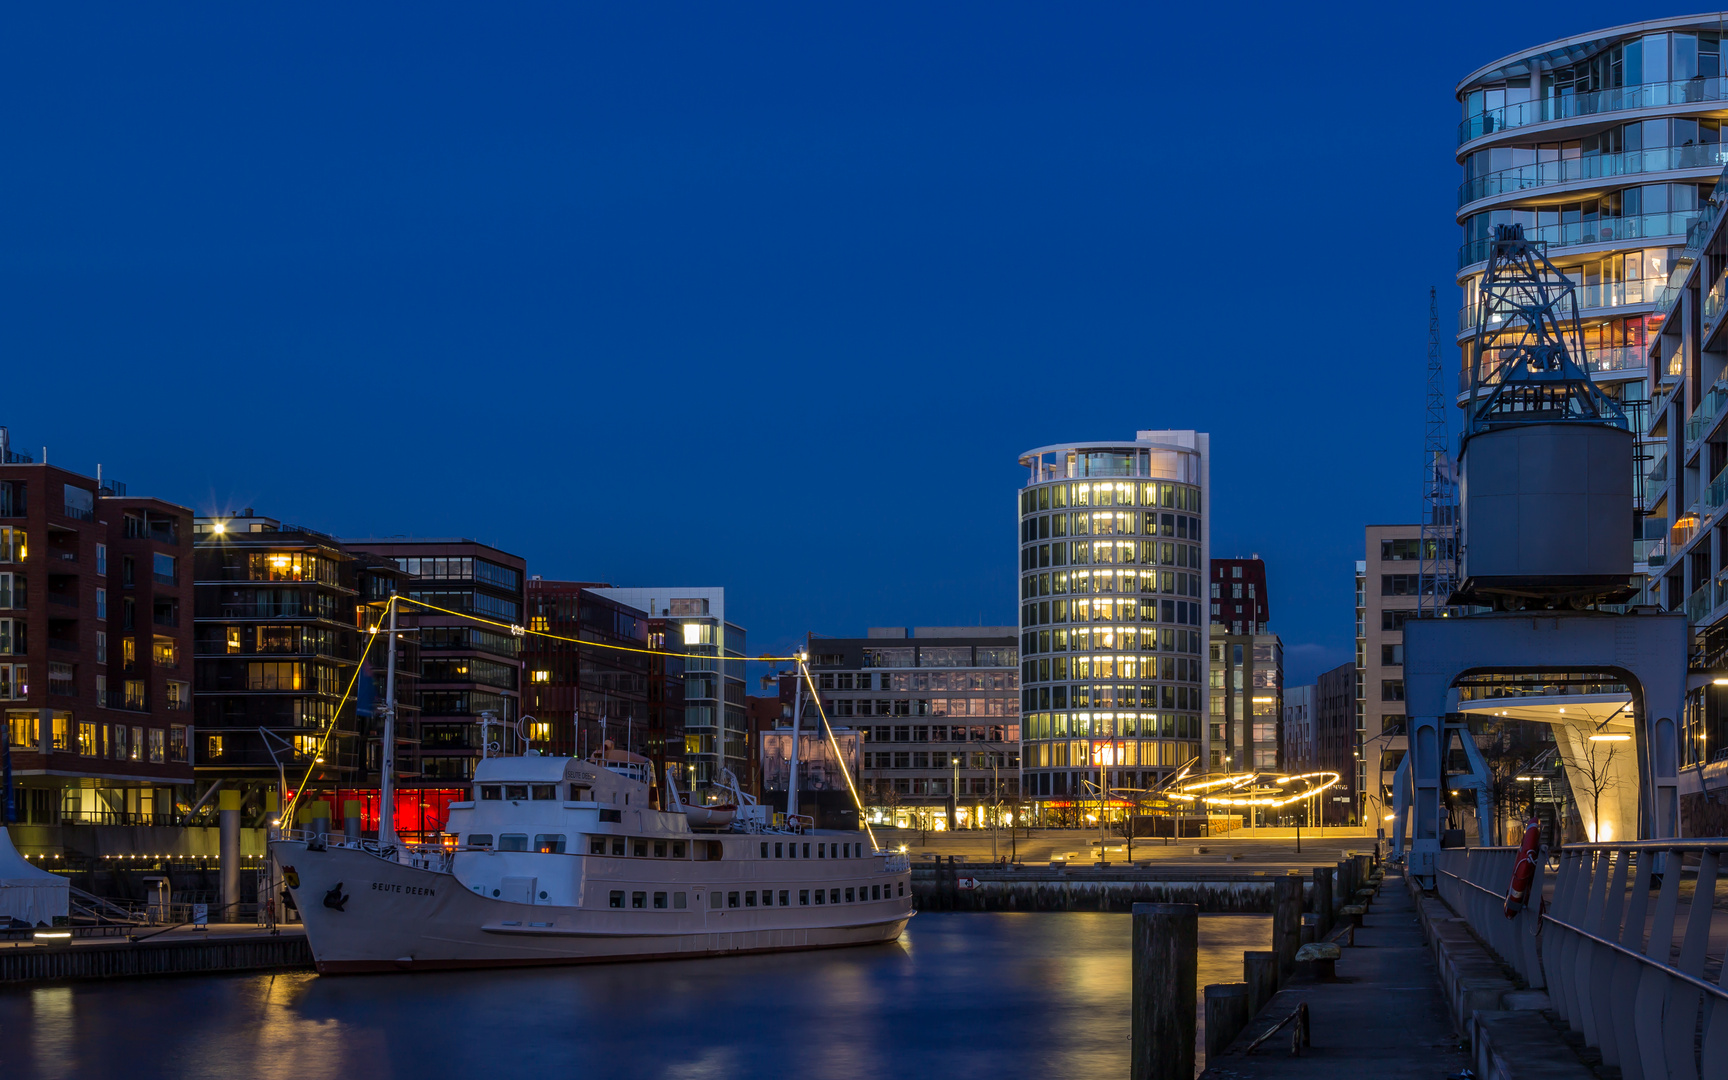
[1131,902,1197,1080]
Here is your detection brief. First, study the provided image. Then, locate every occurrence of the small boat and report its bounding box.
[680,804,737,830]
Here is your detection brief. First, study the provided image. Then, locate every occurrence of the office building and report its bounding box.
[1015,431,1210,811]
[1207,627,1282,774]
[800,627,1019,830]
[1210,557,1270,636]
[1,442,195,825]
[341,539,527,784]
[589,588,744,790]
[522,579,683,783]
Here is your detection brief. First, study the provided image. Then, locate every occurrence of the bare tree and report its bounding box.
[1565,717,1622,842]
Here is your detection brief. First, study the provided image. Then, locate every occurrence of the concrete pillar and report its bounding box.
[219,789,241,919]
[1131,903,1197,1080]
[1203,983,1250,1060]
[343,800,362,843]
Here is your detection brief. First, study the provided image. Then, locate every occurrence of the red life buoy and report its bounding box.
[1504,819,1540,917]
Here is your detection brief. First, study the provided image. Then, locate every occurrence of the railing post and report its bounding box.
[1131,902,1197,1080]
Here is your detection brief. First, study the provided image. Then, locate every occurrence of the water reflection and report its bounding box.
[0,913,1268,1080]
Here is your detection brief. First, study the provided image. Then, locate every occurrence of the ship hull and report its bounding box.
[272,839,914,974]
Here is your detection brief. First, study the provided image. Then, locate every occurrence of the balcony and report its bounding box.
[1635,536,1669,568]
[1686,381,1728,447]
[1456,281,1667,333]
[152,572,177,586]
[1458,142,1728,208]
[1459,210,1703,269]
[1456,345,1648,394]
[1459,77,1728,146]
[106,689,148,712]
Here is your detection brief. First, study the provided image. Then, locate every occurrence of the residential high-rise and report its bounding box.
[588,588,744,791]
[522,579,683,782]
[1015,431,1210,811]
[1456,18,1724,417]
[1207,627,1282,774]
[1281,684,1313,771]
[341,539,527,783]
[1209,557,1269,636]
[1315,661,1359,825]
[799,627,1019,830]
[2,446,195,827]
[1359,525,1427,826]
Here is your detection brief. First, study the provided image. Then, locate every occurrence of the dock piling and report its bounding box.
[1271,875,1302,979]
[1130,901,1197,1080]
[1242,950,1277,1014]
[1203,982,1250,1060]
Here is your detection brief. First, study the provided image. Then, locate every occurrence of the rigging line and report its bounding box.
[798,660,879,852]
[281,602,385,825]
[391,595,803,662]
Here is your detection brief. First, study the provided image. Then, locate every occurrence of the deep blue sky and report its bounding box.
[0,3,1656,684]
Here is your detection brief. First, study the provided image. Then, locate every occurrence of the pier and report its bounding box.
[0,925,311,984]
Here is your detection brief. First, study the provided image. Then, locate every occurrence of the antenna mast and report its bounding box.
[1418,285,1459,618]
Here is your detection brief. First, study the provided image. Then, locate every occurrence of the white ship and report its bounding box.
[272,748,914,974]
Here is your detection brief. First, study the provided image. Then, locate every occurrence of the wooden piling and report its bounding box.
[1242,950,1278,1014]
[1131,902,1197,1080]
[1271,875,1302,979]
[1312,866,1334,936]
[1203,982,1251,1060]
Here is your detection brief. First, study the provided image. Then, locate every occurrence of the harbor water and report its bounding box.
[2,912,1270,1079]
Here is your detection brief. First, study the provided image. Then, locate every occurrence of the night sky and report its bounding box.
[0,3,1656,684]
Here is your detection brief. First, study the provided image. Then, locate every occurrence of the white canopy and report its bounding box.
[0,826,68,926]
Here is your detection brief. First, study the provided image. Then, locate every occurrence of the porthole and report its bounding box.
[493,889,500,897]
[539,890,548,899]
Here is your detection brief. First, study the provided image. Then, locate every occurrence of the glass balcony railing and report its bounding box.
[1455,345,1648,393]
[1685,579,1715,624]
[1459,211,1702,269]
[1686,381,1728,447]
[1705,263,1728,325]
[1635,536,1669,567]
[1456,280,1668,332]
[1459,143,1728,207]
[1460,77,1728,146]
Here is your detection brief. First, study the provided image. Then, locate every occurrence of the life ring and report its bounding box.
[1504,819,1540,917]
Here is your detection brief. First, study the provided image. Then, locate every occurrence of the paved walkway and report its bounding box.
[1202,869,1467,1079]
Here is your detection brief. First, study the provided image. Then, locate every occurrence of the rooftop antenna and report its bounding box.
[1419,285,1459,618]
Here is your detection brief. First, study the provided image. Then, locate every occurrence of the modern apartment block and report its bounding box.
[522,579,684,783]
[341,539,527,783]
[1,442,195,826]
[589,588,744,791]
[1209,557,1270,635]
[193,513,405,792]
[800,628,1019,830]
[1315,661,1360,825]
[1358,525,1427,825]
[1207,627,1282,773]
[1015,431,1210,810]
[1281,684,1313,771]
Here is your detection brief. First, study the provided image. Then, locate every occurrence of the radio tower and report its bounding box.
[1418,286,1459,618]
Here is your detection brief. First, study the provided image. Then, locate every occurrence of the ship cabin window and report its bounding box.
[728,892,740,908]
[653,892,667,909]
[674,892,687,909]
[872,885,880,900]
[632,892,646,909]
[761,842,769,858]
[466,834,493,849]
[745,891,757,907]
[799,890,810,905]
[818,844,825,858]
[535,834,565,854]
[531,785,557,800]
[845,888,854,903]
[504,785,529,800]
[590,837,606,855]
[479,786,502,800]
[710,892,722,909]
[775,843,783,858]
[633,840,648,857]
[598,809,622,823]
[829,889,840,904]
[610,891,624,908]
[898,882,904,897]
[814,890,824,905]
[611,839,626,857]
[706,841,724,861]
[778,890,789,906]
[499,834,528,852]
[654,841,667,857]
[802,844,810,858]
[672,841,686,858]
[569,785,591,801]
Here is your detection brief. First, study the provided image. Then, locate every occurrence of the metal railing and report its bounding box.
[1459,77,1728,146]
[1458,142,1728,208]
[1437,842,1728,1078]
[1459,210,1702,269]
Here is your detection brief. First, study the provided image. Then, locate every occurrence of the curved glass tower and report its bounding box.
[1455,17,1728,456]
[1015,430,1209,823]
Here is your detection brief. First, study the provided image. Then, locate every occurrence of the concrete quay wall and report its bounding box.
[1,932,312,985]
[911,866,1315,913]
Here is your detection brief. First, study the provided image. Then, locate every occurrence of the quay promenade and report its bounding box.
[1,924,310,984]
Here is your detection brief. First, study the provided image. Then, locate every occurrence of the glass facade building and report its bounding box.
[1455,17,1728,580]
[1016,430,1210,814]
